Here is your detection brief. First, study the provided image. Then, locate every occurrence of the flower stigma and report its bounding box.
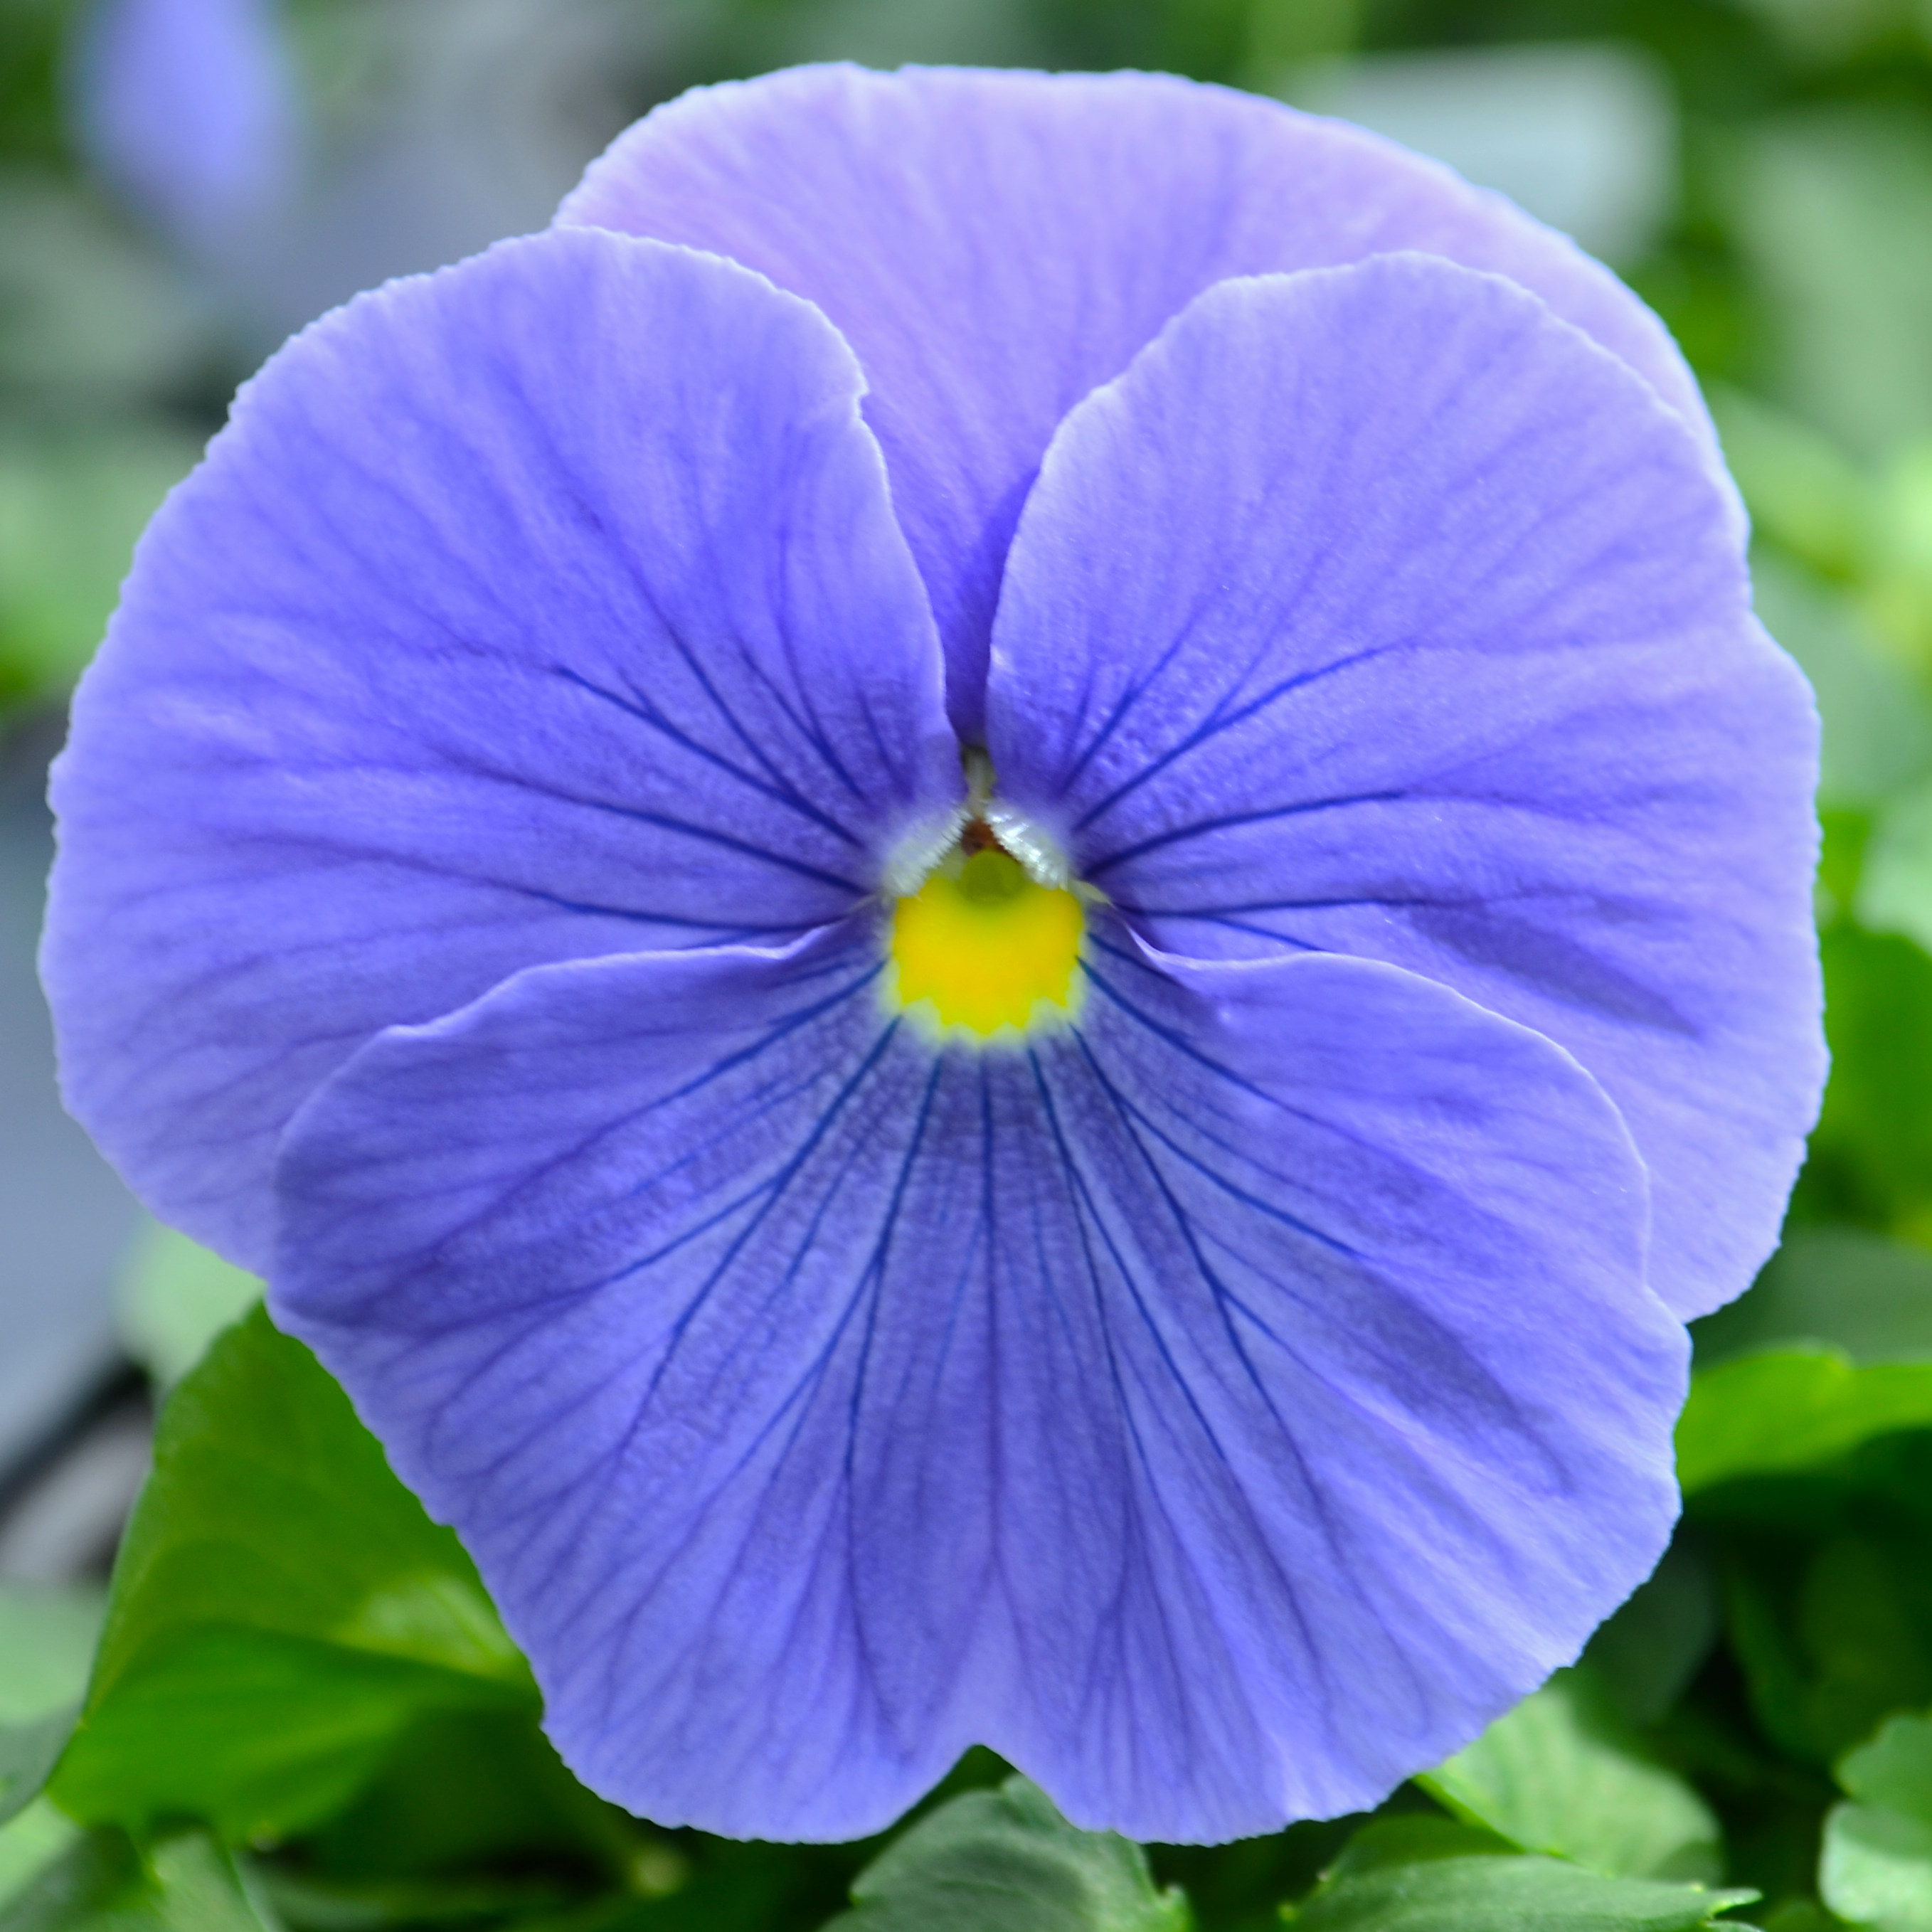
[886,754,1084,1041]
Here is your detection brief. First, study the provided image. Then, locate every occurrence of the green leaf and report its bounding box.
[1420,1668,1721,1881]
[1820,1712,1932,1931]
[112,1222,262,1389]
[824,1777,1190,1932]
[1319,1815,1520,1878]
[1841,1713,1932,1820]
[1286,1854,1756,1931]
[0,1830,275,1932]
[51,1306,532,1841]
[1821,1807,1932,1931]
[1694,1227,1932,1370]
[1677,1350,1932,1492]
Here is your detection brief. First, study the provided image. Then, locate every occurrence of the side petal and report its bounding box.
[43,225,957,1269]
[272,913,1680,1844]
[558,64,1727,738]
[987,256,1824,1321]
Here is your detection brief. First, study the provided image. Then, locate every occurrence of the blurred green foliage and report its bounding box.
[1421,1668,1723,1882]
[51,1307,534,1845]
[1820,1713,1932,1929]
[14,0,1932,1927]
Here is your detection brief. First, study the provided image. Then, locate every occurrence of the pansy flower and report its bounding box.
[43,66,1825,1844]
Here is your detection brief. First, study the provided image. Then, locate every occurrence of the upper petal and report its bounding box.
[558,63,1728,738]
[42,224,957,1269]
[986,255,1825,1322]
[271,912,1680,1843]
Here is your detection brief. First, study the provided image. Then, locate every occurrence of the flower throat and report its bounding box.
[888,790,1083,1041]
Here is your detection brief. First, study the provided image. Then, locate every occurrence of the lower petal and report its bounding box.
[272,917,1682,1842]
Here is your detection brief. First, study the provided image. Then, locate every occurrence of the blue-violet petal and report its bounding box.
[42,225,957,1268]
[561,63,1734,736]
[988,255,1825,1321]
[272,915,1682,1843]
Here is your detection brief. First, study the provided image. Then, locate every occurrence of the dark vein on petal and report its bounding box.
[1085,791,1407,878]
[551,665,863,848]
[1072,646,1396,833]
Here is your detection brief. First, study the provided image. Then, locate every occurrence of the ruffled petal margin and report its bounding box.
[272,913,1683,1844]
[43,225,956,1268]
[988,255,1825,1321]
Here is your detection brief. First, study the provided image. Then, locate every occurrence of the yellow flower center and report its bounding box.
[888,845,1083,1039]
